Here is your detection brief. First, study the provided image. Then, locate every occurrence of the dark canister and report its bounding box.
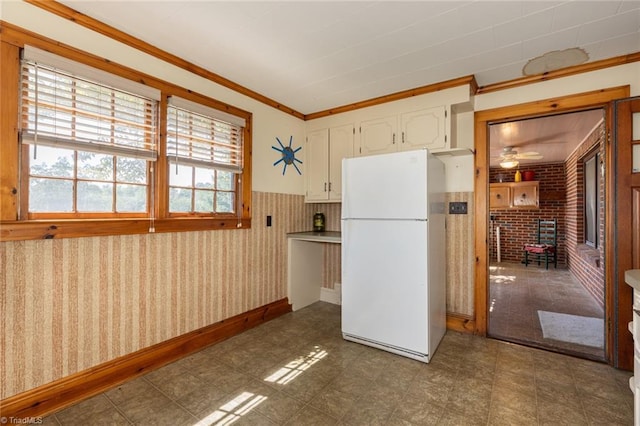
[313,212,325,232]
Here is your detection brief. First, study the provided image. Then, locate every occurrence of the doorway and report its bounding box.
[487,111,606,360]
[474,86,632,366]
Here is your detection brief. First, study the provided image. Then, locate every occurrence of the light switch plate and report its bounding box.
[449,202,468,215]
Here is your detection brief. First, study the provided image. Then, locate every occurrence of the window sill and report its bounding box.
[0,217,252,242]
[575,244,601,268]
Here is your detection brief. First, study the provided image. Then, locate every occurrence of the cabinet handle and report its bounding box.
[496,194,501,199]
[324,183,327,192]
[402,131,405,143]
[328,182,332,192]
[521,193,526,198]
[393,133,396,144]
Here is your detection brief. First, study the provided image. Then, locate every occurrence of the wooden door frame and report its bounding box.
[474,86,630,365]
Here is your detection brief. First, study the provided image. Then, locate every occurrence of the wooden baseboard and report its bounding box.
[0,298,292,420]
[446,313,476,334]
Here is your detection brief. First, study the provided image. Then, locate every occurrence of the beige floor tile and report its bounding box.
[42,301,633,425]
[54,394,129,425]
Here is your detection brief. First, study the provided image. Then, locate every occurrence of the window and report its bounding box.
[166,97,244,216]
[20,47,159,219]
[584,151,600,248]
[2,43,252,241]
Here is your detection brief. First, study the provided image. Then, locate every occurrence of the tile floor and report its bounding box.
[489,262,605,360]
[43,301,632,425]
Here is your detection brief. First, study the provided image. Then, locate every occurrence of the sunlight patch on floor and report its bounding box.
[490,274,517,284]
[263,345,328,385]
[194,391,268,426]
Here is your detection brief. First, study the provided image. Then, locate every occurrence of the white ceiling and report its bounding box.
[57,1,640,116]
[489,109,605,167]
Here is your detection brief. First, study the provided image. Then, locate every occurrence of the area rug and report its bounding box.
[537,310,604,348]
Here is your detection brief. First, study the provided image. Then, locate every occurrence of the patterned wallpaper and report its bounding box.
[1,192,309,399]
[0,191,474,400]
[445,192,475,317]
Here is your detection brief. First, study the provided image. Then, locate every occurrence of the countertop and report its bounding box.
[287,231,341,243]
[625,269,640,291]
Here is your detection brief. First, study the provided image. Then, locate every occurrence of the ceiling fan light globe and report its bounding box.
[500,160,519,169]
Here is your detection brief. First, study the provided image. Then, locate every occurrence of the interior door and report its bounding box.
[613,97,640,370]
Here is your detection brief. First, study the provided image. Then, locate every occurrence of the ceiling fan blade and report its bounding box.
[516,155,544,160]
[516,151,540,157]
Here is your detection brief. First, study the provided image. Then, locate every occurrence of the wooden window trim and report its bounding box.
[582,149,600,248]
[0,27,252,242]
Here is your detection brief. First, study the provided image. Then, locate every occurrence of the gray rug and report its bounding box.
[537,310,604,348]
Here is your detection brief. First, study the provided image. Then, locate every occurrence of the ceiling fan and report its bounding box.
[496,146,543,169]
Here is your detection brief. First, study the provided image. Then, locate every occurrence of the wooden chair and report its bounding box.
[523,219,557,269]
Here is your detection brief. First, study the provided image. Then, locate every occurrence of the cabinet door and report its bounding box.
[305,129,329,202]
[512,183,538,208]
[328,124,354,201]
[358,116,397,156]
[400,105,448,152]
[489,185,511,209]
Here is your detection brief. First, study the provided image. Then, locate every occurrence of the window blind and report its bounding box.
[167,96,244,173]
[20,51,159,161]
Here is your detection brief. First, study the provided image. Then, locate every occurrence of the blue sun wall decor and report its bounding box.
[272,136,302,175]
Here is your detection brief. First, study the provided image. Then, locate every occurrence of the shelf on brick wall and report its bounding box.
[539,190,566,201]
[489,181,539,210]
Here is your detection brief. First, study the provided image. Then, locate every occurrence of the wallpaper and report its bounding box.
[0,192,309,399]
[0,191,474,399]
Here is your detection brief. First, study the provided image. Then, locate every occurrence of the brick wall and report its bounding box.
[565,121,605,307]
[488,119,605,308]
[489,163,567,265]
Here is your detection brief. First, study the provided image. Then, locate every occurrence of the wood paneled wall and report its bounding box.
[0,191,309,400]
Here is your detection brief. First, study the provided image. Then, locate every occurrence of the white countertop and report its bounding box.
[287,231,341,243]
[625,269,640,291]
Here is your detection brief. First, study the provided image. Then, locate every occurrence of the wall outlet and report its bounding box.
[449,201,468,215]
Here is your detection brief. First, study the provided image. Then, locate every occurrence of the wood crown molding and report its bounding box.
[304,75,478,121]
[15,1,640,120]
[22,0,304,120]
[0,298,292,420]
[477,52,640,94]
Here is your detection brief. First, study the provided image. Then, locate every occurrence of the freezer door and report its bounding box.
[341,219,428,354]
[342,150,428,220]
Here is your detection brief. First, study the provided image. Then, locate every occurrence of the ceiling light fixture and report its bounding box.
[500,160,519,169]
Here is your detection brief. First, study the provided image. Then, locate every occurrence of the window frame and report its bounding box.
[165,98,244,217]
[0,37,252,242]
[583,149,600,248]
[19,58,159,219]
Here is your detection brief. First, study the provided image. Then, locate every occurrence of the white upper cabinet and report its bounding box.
[356,105,449,156]
[328,124,354,201]
[358,115,398,156]
[305,128,330,201]
[400,106,448,151]
[305,124,354,203]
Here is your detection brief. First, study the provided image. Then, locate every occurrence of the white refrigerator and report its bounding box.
[341,149,446,363]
